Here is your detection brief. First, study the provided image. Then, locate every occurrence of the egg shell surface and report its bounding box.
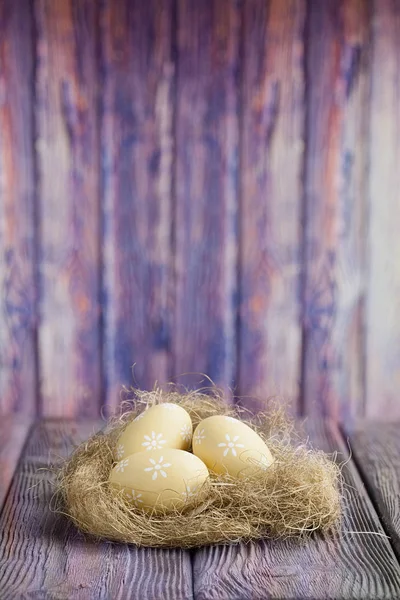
[109,448,209,512]
[192,415,274,477]
[115,403,193,460]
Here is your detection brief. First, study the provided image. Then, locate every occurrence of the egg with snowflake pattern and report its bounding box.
[109,448,209,512]
[192,415,274,478]
[114,403,193,461]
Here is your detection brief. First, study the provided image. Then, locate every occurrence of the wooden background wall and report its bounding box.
[0,0,399,421]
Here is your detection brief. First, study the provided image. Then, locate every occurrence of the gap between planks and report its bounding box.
[0,418,33,512]
[192,419,400,600]
[2,419,400,600]
[0,419,194,600]
[339,421,400,564]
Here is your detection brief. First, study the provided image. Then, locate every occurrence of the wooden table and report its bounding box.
[1,419,400,599]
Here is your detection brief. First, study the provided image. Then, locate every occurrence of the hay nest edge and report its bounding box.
[55,388,342,548]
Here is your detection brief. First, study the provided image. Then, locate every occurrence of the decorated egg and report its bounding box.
[109,448,209,512]
[115,403,193,460]
[192,415,274,477]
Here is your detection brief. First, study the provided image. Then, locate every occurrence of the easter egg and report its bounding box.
[192,415,274,478]
[115,403,193,460]
[109,448,209,512]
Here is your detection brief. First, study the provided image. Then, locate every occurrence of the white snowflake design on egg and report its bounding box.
[142,431,167,451]
[193,429,206,445]
[125,488,143,507]
[144,456,172,480]
[115,458,129,473]
[218,434,245,457]
[224,416,237,423]
[180,424,192,442]
[160,403,179,411]
[116,444,124,460]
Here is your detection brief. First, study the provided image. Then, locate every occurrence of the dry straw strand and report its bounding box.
[55,387,342,548]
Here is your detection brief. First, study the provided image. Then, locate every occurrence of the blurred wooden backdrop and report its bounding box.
[0,0,399,420]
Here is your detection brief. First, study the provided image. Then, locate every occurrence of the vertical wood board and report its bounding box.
[302,0,369,419]
[172,0,240,395]
[239,0,305,410]
[366,0,400,418]
[35,0,101,416]
[101,0,173,411]
[0,0,36,414]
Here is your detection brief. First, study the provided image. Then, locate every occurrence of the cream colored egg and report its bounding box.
[115,403,193,460]
[192,415,274,478]
[109,448,209,512]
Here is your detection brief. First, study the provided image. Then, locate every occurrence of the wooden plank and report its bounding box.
[346,421,400,559]
[35,0,101,416]
[0,0,36,413]
[238,0,305,410]
[366,1,400,418]
[193,421,400,600]
[302,0,369,419]
[0,417,31,509]
[0,420,193,599]
[172,0,239,394]
[101,0,173,410]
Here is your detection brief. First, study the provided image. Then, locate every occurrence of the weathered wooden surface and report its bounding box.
[346,421,400,559]
[0,0,36,414]
[0,420,193,600]
[238,0,305,411]
[302,0,369,420]
[172,0,239,395]
[193,421,400,600]
[0,417,31,509]
[366,0,400,418]
[35,0,101,416]
[0,0,400,419]
[2,418,400,598]
[101,0,173,410]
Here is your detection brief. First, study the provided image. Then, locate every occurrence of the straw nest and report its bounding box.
[56,388,342,548]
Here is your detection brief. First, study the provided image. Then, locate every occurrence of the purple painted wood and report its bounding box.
[0,0,398,421]
[35,0,101,417]
[346,421,400,560]
[172,0,240,396]
[0,417,31,508]
[193,421,400,599]
[101,0,173,411]
[0,420,194,599]
[238,0,305,411]
[0,0,36,414]
[366,0,400,418]
[302,0,369,419]
[3,418,400,598]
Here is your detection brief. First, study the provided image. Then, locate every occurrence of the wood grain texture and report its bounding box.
[238,0,305,410]
[35,0,101,417]
[302,0,369,420]
[346,421,400,559]
[193,421,400,600]
[172,0,240,395]
[366,0,400,418]
[0,0,36,414]
[0,420,193,600]
[101,0,173,410]
[0,417,31,508]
